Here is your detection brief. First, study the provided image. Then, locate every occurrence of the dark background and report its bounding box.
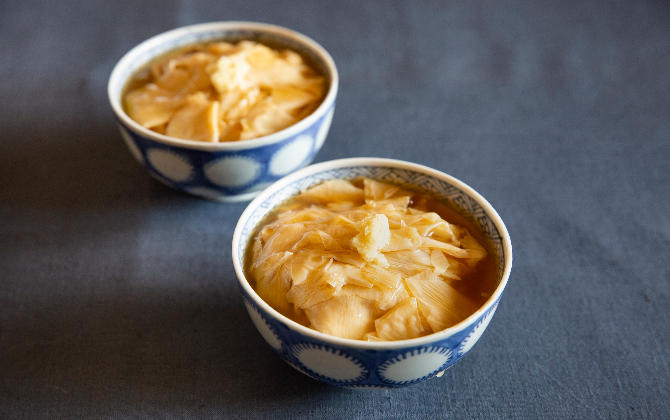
[1,0,669,418]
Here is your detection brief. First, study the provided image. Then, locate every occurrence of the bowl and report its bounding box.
[108,22,338,202]
[232,158,513,387]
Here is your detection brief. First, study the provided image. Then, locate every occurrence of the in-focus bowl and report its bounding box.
[232,158,513,388]
[108,22,338,202]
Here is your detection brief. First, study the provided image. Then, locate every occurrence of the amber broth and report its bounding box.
[410,190,499,309]
[244,178,499,320]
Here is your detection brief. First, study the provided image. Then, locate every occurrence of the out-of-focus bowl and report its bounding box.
[232,158,513,387]
[108,21,338,202]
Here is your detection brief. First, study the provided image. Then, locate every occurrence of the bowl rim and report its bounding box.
[108,21,338,152]
[232,157,513,350]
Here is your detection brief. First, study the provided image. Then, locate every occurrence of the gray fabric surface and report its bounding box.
[1,0,669,418]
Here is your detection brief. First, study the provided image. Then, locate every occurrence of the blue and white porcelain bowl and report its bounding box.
[108,22,338,202]
[232,158,513,388]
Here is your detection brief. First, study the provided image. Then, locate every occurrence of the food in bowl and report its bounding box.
[233,158,512,387]
[108,22,338,202]
[246,178,497,341]
[123,40,326,142]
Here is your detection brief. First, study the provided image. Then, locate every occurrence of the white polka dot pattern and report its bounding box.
[459,304,498,355]
[315,108,334,149]
[244,301,282,351]
[119,126,143,163]
[146,148,193,182]
[291,343,366,382]
[378,347,452,384]
[204,156,261,187]
[268,135,313,175]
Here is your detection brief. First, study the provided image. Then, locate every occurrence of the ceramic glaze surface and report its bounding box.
[241,294,500,387]
[116,111,331,201]
[233,159,512,387]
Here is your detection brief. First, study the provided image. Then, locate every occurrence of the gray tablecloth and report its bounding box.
[1,1,668,418]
